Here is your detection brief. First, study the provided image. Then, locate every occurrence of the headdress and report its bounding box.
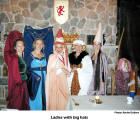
[93,22,103,45]
[54,29,65,45]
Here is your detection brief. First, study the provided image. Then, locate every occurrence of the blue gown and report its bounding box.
[23,26,54,110]
[25,54,47,110]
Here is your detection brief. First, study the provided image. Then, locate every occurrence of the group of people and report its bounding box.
[5,22,137,111]
[4,23,109,110]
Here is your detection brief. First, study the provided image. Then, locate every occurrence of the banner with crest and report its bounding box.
[54,0,69,24]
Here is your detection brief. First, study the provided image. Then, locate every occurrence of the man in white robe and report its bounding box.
[68,39,93,96]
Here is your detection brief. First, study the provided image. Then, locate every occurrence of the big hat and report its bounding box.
[93,22,103,45]
[73,38,85,46]
[55,29,65,45]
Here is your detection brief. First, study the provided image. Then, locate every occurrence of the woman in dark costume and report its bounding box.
[4,30,30,110]
[88,23,108,95]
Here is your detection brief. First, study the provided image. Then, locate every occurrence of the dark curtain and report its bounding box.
[117,0,140,71]
[23,26,54,63]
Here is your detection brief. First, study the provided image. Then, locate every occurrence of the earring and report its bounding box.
[82,45,86,51]
[71,44,75,50]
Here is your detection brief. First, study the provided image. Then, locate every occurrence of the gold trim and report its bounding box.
[63,33,79,44]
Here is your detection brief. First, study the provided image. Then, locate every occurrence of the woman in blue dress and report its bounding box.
[25,38,46,110]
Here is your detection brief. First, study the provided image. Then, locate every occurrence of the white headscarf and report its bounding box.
[73,39,85,45]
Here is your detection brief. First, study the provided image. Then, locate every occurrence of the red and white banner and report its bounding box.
[54,0,69,24]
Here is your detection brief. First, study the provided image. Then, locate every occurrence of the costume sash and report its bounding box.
[71,64,82,95]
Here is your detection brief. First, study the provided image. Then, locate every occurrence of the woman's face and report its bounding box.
[75,44,82,54]
[55,44,64,54]
[14,41,25,54]
[93,42,101,53]
[34,40,44,51]
[122,61,129,72]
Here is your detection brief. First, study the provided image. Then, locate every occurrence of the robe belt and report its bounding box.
[30,66,46,71]
[70,64,82,69]
[20,72,26,75]
[71,64,82,95]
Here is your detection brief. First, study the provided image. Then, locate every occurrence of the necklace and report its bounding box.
[33,51,43,59]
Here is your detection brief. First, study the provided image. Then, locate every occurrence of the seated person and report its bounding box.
[115,58,131,95]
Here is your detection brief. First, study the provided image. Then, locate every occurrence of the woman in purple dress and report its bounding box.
[115,58,131,95]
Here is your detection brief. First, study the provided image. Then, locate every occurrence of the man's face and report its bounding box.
[55,44,64,54]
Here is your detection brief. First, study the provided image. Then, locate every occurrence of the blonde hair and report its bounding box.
[33,38,44,49]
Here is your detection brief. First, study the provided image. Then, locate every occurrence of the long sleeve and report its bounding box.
[66,60,73,93]
[4,38,22,85]
[77,55,93,74]
[101,54,108,95]
[4,36,12,66]
[67,59,73,94]
[77,55,93,95]
[24,54,33,73]
[24,54,34,88]
[11,58,23,85]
